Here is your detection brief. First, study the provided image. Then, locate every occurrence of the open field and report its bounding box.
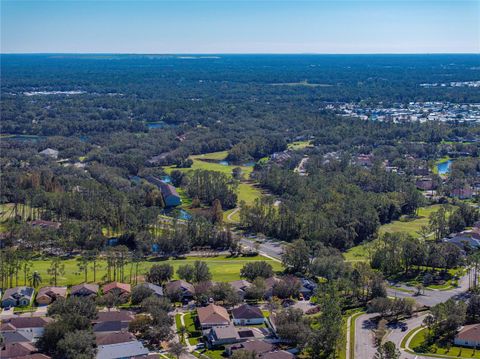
[407,327,480,358]
[344,205,444,262]
[3,255,283,288]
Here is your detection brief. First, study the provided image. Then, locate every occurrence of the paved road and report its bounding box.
[354,313,378,359]
[385,314,428,359]
[238,235,284,261]
[387,270,472,307]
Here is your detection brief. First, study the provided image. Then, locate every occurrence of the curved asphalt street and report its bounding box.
[355,270,473,359]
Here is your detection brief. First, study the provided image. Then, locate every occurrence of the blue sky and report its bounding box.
[1,0,478,53]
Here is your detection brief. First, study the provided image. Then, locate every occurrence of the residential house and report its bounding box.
[39,148,59,159]
[96,331,136,346]
[70,283,99,298]
[15,355,51,359]
[207,325,242,347]
[93,310,134,334]
[145,176,181,207]
[197,304,230,329]
[454,324,480,348]
[451,187,474,200]
[260,350,295,359]
[1,287,34,308]
[264,277,281,299]
[102,282,131,299]
[299,278,317,299]
[231,304,264,326]
[227,340,274,356]
[165,280,195,302]
[141,283,163,297]
[1,331,34,345]
[96,341,149,359]
[0,317,51,340]
[0,342,37,358]
[415,178,435,191]
[445,232,480,249]
[229,280,251,299]
[36,286,67,305]
[355,154,374,167]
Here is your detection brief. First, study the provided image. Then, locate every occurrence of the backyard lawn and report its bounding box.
[407,327,480,358]
[6,255,283,287]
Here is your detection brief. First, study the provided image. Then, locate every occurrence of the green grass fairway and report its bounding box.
[8,255,282,287]
[344,205,445,262]
[164,151,255,177]
[378,205,443,237]
[287,140,313,150]
[408,327,480,358]
[163,151,263,223]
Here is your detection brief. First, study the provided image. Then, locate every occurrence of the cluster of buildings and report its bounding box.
[196,303,295,358]
[1,282,135,308]
[0,308,152,359]
[420,80,480,88]
[0,274,316,358]
[444,221,480,250]
[0,281,163,359]
[321,101,480,123]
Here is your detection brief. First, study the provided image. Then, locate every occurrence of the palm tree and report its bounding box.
[29,271,42,288]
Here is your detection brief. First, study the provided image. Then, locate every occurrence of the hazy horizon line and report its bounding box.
[2,52,479,55]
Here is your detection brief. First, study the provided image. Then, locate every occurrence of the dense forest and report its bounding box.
[1,54,479,255]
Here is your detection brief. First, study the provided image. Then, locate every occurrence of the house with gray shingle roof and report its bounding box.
[96,341,149,359]
[1,287,34,308]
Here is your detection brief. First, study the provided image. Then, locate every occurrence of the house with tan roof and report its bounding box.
[206,324,241,347]
[70,283,99,298]
[36,286,67,305]
[454,324,480,347]
[197,303,230,329]
[103,282,131,298]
